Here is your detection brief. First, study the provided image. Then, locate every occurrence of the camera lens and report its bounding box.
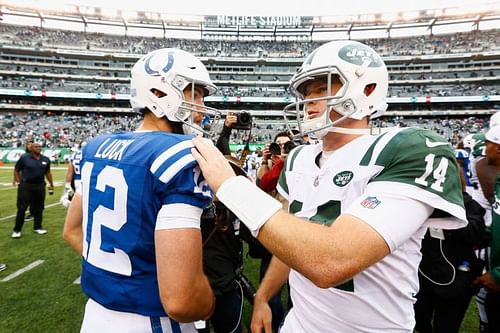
[268,142,281,155]
[237,111,251,126]
[283,141,296,154]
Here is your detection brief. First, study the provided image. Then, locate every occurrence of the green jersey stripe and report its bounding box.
[359,133,388,166]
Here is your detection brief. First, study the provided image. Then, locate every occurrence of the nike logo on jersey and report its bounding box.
[425,138,449,148]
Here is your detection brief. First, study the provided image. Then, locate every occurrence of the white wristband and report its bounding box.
[216,176,281,237]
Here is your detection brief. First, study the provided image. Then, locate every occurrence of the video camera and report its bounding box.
[232,111,252,130]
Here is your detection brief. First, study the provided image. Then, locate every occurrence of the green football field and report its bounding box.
[0,165,480,332]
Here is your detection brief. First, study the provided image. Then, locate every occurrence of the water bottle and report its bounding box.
[458,261,471,272]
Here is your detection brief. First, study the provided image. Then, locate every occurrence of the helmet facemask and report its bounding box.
[130,48,221,138]
[176,82,222,138]
[284,67,358,140]
[283,40,389,140]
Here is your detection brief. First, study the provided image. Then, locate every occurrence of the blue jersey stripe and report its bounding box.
[151,140,194,174]
[170,319,181,333]
[150,317,163,333]
[158,154,195,184]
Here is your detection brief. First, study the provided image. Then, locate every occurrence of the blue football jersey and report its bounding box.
[455,148,472,186]
[74,131,212,316]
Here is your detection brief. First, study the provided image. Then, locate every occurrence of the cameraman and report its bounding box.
[216,111,252,156]
[257,132,293,194]
[253,131,294,332]
[198,114,256,333]
[199,156,256,333]
[216,112,238,156]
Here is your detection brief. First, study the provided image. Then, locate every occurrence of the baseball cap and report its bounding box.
[485,125,500,145]
[491,111,500,128]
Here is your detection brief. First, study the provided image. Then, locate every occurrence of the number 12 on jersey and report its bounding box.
[81,162,132,276]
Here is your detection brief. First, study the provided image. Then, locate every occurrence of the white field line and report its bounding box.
[1,259,45,282]
[0,186,17,191]
[0,166,68,170]
[0,202,61,221]
[73,276,81,284]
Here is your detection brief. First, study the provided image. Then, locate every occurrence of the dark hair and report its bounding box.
[273,131,291,143]
[141,108,184,135]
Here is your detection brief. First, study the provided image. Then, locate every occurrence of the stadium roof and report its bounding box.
[0,0,499,40]
[3,0,498,16]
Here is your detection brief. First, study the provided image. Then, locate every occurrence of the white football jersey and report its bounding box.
[277,127,466,332]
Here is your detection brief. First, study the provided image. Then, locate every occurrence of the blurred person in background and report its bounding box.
[197,156,256,333]
[63,48,220,332]
[242,147,262,182]
[215,111,238,156]
[257,132,293,195]
[413,164,486,333]
[455,140,473,195]
[12,141,54,238]
[470,113,500,332]
[474,125,500,333]
[60,142,86,208]
[23,140,34,221]
[251,131,294,332]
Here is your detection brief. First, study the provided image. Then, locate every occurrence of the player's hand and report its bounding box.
[191,136,236,193]
[64,183,74,198]
[474,272,500,292]
[250,296,273,333]
[60,192,71,208]
[48,185,54,195]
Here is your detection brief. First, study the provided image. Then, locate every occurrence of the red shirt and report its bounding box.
[258,159,285,194]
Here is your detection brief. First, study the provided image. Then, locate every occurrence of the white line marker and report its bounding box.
[0,202,61,221]
[1,259,45,282]
[73,276,81,284]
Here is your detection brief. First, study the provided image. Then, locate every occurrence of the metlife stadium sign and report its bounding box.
[206,15,313,27]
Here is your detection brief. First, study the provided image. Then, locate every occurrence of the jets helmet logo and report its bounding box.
[338,44,383,67]
[333,171,354,187]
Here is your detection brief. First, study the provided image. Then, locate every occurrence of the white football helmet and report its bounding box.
[284,40,389,139]
[130,48,221,137]
[463,134,475,149]
[491,111,500,128]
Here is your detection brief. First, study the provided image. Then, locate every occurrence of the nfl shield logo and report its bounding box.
[360,196,381,209]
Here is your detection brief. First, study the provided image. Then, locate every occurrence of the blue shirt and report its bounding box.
[455,148,472,186]
[15,153,51,184]
[74,131,212,316]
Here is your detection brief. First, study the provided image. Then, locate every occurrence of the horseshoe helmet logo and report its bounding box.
[144,51,175,76]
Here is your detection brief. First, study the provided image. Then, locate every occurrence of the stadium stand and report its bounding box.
[0,5,498,151]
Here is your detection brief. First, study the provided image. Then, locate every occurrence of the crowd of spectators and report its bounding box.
[388,83,498,97]
[0,112,491,150]
[0,24,498,58]
[0,112,141,149]
[0,24,497,98]
[0,73,497,98]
